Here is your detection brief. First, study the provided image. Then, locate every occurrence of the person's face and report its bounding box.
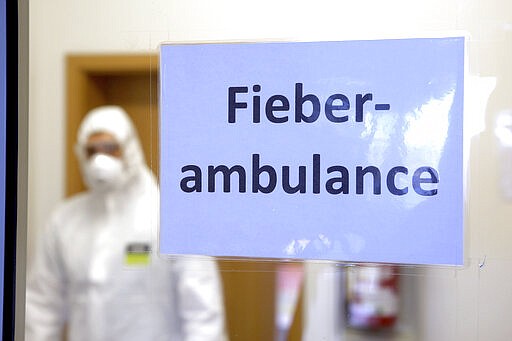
[84,132,122,159]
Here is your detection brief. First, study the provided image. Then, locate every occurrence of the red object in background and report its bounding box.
[346,265,399,330]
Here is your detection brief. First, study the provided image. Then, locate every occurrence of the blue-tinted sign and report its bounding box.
[160,38,464,265]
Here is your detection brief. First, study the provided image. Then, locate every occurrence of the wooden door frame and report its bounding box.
[65,53,159,196]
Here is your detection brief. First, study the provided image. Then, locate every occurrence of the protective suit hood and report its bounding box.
[75,106,147,193]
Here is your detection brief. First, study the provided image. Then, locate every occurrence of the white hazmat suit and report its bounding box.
[26,106,227,341]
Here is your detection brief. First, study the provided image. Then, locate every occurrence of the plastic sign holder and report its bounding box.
[159,37,465,266]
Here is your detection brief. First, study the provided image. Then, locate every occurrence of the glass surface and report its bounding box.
[25,1,512,340]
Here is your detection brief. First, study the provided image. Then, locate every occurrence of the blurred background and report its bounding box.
[26,1,512,340]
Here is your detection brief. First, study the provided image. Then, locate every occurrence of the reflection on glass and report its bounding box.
[494,110,512,199]
[364,112,398,167]
[403,91,454,159]
[402,91,454,208]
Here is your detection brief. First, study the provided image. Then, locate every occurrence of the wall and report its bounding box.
[28,0,512,340]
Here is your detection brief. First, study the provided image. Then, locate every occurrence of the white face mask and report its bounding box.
[84,154,125,192]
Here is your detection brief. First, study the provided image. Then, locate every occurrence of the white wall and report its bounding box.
[28,0,512,340]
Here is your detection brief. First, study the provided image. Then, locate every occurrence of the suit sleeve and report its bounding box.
[25,218,68,341]
[174,256,228,341]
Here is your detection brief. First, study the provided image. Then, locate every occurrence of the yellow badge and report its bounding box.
[125,243,151,266]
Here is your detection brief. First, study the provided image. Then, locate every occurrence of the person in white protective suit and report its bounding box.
[25,106,228,341]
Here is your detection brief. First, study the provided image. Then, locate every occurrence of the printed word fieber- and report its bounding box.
[179,83,439,196]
